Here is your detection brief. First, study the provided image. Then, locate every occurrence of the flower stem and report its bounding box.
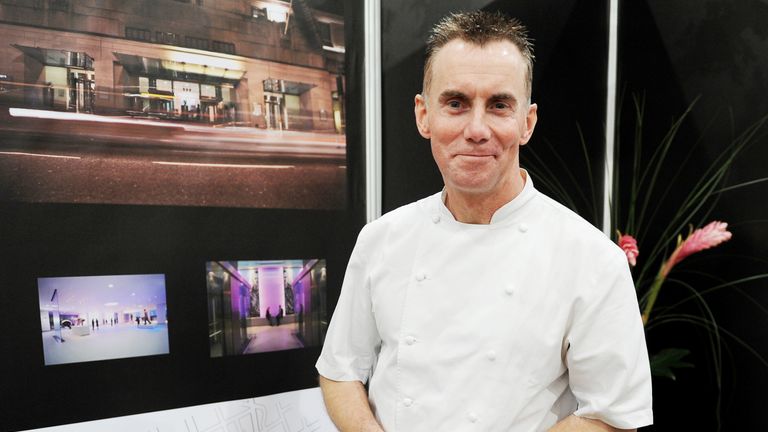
[642,268,666,325]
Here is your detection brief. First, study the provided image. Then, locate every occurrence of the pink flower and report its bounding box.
[617,232,639,267]
[661,221,732,278]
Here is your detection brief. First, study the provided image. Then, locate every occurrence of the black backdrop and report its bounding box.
[620,1,768,430]
[0,1,366,430]
[383,0,768,430]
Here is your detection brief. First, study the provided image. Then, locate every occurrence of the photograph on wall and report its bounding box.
[207,258,326,357]
[38,273,169,366]
[0,0,346,209]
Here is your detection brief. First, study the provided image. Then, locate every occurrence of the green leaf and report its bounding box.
[650,348,695,380]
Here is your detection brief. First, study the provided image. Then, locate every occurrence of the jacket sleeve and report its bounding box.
[566,246,654,429]
[316,223,382,383]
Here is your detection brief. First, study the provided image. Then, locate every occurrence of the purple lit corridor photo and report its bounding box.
[207,259,326,357]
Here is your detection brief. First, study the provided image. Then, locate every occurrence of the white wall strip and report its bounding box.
[21,387,335,432]
[602,0,620,236]
[364,0,382,222]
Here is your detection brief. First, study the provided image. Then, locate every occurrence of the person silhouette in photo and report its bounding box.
[143,308,150,325]
[298,303,304,327]
[91,319,95,330]
[136,316,140,326]
[266,306,273,326]
[43,82,54,108]
[277,305,284,326]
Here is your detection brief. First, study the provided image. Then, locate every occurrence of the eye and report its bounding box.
[447,100,463,109]
[491,102,510,110]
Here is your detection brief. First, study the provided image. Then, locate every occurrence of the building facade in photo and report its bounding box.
[0,0,345,133]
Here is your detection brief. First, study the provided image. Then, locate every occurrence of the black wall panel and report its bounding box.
[0,1,365,430]
[620,1,768,430]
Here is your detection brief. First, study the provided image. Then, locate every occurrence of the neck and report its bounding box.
[444,171,526,224]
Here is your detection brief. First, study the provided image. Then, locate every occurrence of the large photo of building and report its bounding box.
[0,0,346,209]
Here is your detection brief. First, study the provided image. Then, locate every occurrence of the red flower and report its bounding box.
[661,221,732,278]
[617,232,640,267]
[643,220,733,324]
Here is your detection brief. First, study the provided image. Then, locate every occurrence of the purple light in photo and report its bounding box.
[259,265,284,316]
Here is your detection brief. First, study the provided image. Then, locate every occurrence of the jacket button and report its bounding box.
[486,350,497,361]
[405,336,416,345]
[432,215,441,223]
[403,398,413,407]
[518,223,529,233]
[468,412,478,423]
[504,286,514,296]
[415,272,426,282]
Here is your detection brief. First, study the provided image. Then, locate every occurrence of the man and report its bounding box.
[316,11,652,432]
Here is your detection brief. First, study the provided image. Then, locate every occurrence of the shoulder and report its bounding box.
[357,192,439,241]
[531,191,625,265]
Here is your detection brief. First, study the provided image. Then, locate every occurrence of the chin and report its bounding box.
[448,180,496,195]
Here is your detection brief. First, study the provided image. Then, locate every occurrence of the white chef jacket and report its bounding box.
[316,174,653,431]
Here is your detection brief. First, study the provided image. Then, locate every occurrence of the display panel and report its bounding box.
[207,259,327,356]
[19,387,334,432]
[38,273,169,365]
[0,0,365,430]
[0,1,347,209]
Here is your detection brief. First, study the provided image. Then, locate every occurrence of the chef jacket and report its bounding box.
[316,174,653,431]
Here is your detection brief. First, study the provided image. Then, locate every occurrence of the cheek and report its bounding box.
[430,142,453,171]
[430,119,463,143]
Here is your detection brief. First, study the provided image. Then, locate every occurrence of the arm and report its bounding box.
[564,248,653,429]
[318,375,384,432]
[548,415,636,432]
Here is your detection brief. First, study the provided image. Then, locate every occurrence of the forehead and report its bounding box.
[428,39,527,95]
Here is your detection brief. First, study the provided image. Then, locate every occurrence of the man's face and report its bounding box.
[414,39,537,198]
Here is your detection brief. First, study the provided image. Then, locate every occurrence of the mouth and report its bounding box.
[454,153,496,159]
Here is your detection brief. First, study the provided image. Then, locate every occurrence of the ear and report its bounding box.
[414,94,431,139]
[519,103,538,146]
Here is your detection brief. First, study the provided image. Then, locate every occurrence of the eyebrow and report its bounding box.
[438,90,468,103]
[490,93,518,106]
[437,90,519,106]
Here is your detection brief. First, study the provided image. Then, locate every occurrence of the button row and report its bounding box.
[403,335,495,363]
[414,272,515,297]
[401,398,479,423]
[415,274,515,301]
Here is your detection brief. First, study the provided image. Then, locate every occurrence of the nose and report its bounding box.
[463,107,491,143]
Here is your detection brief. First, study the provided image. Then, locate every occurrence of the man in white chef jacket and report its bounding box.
[316,10,653,432]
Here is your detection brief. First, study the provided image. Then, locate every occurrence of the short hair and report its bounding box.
[423,11,535,98]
